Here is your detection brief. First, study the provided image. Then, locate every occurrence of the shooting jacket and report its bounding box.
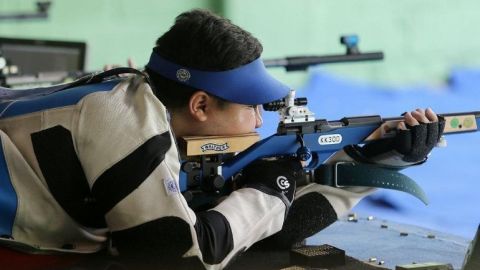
[0,75,373,269]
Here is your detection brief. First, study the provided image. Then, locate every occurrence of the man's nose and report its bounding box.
[255,105,263,128]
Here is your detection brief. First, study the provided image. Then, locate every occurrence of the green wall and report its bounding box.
[0,0,215,71]
[1,0,479,88]
[225,0,480,87]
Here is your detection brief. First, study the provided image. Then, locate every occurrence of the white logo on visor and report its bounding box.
[176,69,191,82]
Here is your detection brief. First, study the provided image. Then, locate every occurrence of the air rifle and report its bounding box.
[179,89,480,208]
[179,36,480,209]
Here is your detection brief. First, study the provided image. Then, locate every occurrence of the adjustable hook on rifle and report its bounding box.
[296,134,312,161]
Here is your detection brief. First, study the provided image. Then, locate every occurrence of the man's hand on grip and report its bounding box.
[350,108,445,165]
[240,158,303,203]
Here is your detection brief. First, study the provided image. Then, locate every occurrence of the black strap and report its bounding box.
[314,162,428,204]
[68,67,145,89]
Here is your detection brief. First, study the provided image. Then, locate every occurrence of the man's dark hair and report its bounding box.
[145,9,263,110]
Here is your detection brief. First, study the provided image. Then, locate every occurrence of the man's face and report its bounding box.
[203,102,263,136]
[171,92,264,139]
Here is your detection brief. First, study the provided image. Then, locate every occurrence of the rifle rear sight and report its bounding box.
[263,89,316,125]
[263,97,307,111]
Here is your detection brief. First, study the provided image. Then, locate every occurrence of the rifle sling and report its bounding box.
[314,163,428,205]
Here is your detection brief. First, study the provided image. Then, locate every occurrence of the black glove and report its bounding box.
[346,117,445,165]
[240,158,303,204]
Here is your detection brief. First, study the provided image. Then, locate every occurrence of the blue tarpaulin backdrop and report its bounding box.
[258,68,480,239]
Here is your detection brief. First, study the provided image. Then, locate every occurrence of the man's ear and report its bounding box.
[188,91,211,121]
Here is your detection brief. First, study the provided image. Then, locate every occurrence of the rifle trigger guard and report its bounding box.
[304,152,320,170]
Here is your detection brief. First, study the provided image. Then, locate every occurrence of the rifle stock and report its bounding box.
[179,110,480,206]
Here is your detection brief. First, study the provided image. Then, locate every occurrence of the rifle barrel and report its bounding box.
[263,52,384,71]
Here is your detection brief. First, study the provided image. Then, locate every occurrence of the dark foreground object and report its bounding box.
[228,244,388,270]
[1,217,476,270]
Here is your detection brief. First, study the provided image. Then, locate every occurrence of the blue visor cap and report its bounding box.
[146,52,290,105]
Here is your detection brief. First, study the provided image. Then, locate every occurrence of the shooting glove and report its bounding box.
[239,158,304,206]
[345,116,446,166]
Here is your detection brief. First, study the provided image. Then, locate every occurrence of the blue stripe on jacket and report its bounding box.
[0,79,121,119]
[0,137,16,237]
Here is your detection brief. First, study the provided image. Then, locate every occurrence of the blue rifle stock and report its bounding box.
[179,89,480,208]
[216,111,480,177]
